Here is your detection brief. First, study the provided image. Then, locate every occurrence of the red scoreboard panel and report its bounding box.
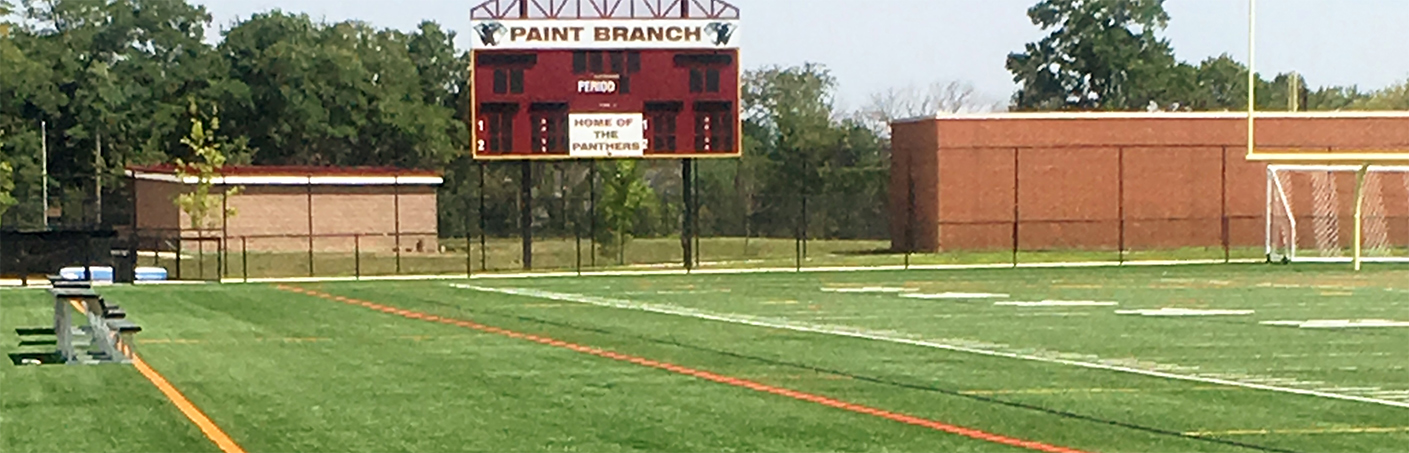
[470,19,740,160]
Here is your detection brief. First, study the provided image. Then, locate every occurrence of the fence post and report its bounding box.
[801,159,809,263]
[465,176,474,278]
[693,159,701,268]
[176,233,183,280]
[520,162,533,270]
[905,175,915,270]
[394,175,402,274]
[307,175,314,277]
[1012,148,1020,268]
[241,236,248,283]
[307,234,314,278]
[1118,147,1125,264]
[221,190,228,279]
[355,234,361,280]
[575,163,583,275]
[1221,146,1231,263]
[682,159,694,271]
[589,162,597,268]
[479,162,487,272]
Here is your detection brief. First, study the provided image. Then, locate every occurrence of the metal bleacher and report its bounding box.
[50,276,141,364]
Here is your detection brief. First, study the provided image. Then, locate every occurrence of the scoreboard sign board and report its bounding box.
[470,18,741,160]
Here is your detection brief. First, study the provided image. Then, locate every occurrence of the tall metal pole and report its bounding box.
[479,162,487,271]
[693,159,701,267]
[41,120,48,229]
[589,162,597,268]
[521,161,533,270]
[682,159,694,270]
[94,131,102,226]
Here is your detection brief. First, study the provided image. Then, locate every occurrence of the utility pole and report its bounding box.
[95,130,102,226]
[41,120,48,229]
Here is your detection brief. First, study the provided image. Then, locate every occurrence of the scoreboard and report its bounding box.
[470,19,741,160]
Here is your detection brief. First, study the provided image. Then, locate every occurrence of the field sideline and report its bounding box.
[3,264,1407,452]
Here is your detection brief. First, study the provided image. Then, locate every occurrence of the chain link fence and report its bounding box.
[3,152,1269,283]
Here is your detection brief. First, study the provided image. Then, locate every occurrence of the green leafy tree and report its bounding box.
[596,160,656,263]
[219,13,460,169]
[1308,86,1370,111]
[1353,79,1409,110]
[743,64,838,237]
[1007,0,1191,111]
[173,104,240,232]
[0,130,15,227]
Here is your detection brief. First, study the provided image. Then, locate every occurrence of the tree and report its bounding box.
[218,13,461,169]
[1309,86,1370,111]
[173,104,240,233]
[1353,79,1409,110]
[596,160,656,263]
[741,64,890,241]
[0,131,15,228]
[1007,0,1190,111]
[863,80,998,136]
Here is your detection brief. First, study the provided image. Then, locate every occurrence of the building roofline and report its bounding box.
[125,165,443,186]
[891,111,1409,124]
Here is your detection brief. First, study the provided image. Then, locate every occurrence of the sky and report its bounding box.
[191,0,1409,110]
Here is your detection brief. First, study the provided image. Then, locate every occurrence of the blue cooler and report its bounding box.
[135,267,169,282]
[58,266,115,282]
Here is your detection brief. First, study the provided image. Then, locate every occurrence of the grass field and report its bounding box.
[3,263,1407,452]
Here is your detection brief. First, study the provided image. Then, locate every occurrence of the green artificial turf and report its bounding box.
[3,263,1407,452]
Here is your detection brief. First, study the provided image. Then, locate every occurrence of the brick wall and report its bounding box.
[890,113,1409,252]
[138,180,439,253]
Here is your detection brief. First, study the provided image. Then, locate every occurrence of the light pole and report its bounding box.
[41,120,48,229]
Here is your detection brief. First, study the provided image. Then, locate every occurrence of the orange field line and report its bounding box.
[275,285,1088,453]
[132,354,246,453]
[76,300,246,453]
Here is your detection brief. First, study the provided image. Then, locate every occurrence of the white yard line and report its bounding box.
[453,284,1409,410]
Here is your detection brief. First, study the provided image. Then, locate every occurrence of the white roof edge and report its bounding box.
[125,171,443,186]
[891,111,1409,124]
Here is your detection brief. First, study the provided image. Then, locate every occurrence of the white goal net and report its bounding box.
[1268,165,1409,263]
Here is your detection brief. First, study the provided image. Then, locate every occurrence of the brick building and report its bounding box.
[889,112,1409,253]
[127,166,442,253]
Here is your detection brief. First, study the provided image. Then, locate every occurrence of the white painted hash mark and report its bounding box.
[994,301,1118,307]
[821,287,917,293]
[1114,308,1255,317]
[902,292,1009,299]
[1261,319,1409,328]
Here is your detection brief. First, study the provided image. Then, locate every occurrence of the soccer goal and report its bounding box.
[1267,164,1409,264]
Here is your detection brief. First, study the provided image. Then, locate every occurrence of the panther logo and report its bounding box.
[705,22,735,46]
[475,22,507,47]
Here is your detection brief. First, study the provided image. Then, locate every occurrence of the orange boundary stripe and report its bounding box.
[276,285,1088,453]
[131,355,246,453]
[67,299,243,452]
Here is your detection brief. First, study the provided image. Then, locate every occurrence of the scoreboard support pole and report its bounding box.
[682,159,695,270]
[521,161,533,270]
